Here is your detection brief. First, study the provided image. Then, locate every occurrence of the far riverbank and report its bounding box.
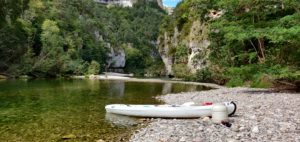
[72,75,225,89]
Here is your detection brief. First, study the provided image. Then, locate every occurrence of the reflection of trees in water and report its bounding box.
[161,83,204,94]
[86,80,101,91]
[108,81,125,97]
[162,83,172,95]
[187,85,198,92]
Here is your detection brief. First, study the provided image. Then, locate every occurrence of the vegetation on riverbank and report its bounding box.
[0,0,165,77]
[1,0,300,88]
[158,0,300,88]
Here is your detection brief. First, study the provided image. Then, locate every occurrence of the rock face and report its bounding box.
[158,28,178,75]
[156,0,163,9]
[95,0,163,8]
[93,30,126,69]
[163,7,174,15]
[107,44,126,68]
[94,0,135,7]
[158,20,210,75]
[187,20,210,73]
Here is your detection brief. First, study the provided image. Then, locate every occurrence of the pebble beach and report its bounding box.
[129,87,300,142]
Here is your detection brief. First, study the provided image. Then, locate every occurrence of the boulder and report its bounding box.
[0,75,8,79]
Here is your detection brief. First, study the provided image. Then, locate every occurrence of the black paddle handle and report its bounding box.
[228,101,237,116]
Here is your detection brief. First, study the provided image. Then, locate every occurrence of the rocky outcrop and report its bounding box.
[156,0,163,9]
[158,27,179,75]
[164,7,174,15]
[95,0,163,8]
[187,20,210,73]
[107,44,126,68]
[158,20,210,75]
[94,0,135,7]
[94,30,126,69]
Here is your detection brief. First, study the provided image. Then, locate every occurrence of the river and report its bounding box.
[0,79,210,141]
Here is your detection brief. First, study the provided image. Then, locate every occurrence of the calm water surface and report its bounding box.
[0,79,210,141]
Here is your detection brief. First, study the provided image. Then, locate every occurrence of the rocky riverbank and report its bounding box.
[129,87,300,142]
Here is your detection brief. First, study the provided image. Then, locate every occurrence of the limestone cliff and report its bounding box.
[158,19,210,75]
[94,0,136,7]
[106,44,126,68]
[95,0,163,8]
[157,0,225,76]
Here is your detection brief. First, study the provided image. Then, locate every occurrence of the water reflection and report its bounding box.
[108,81,125,97]
[0,79,210,141]
[162,83,172,95]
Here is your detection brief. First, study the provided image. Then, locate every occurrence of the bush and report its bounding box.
[60,59,87,75]
[145,61,165,77]
[194,68,212,82]
[124,48,144,74]
[250,74,273,88]
[173,63,189,78]
[224,64,300,87]
[226,77,244,87]
[87,60,100,75]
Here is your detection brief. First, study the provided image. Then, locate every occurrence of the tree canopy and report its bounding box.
[0,0,165,77]
[159,0,300,87]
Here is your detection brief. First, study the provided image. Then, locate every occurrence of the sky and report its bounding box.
[163,0,182,7]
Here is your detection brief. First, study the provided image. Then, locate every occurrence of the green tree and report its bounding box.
[87,60,100,75]
[209,0,300,85]
[31,19,65,76]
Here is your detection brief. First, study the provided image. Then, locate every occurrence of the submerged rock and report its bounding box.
[61,134,76,139]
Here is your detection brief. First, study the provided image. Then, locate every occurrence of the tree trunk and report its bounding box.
[257,38,265,63]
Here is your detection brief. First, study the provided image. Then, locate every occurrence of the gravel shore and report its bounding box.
[129,87,300,142]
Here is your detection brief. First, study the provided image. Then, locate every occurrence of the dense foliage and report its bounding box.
[159,0,300,87]
[210,0,300,87]
[0,0,165,77]
[2,0,300,88]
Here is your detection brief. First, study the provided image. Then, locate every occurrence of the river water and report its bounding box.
[0,79,210,141]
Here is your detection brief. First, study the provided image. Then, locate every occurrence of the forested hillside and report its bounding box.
[0,0,165,77]
[158,0,300,88]
[1,0,300,88]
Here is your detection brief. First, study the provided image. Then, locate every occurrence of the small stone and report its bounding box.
[231,125,240,132]
[198,127,204,131]
[179,137,186,142]
[239,126,245,131]
[254,105,261,109]
[252,126,259,133]
[249,115,256,119]
[202,117,210,121]
[280,126,289,132]
[237,133,243,138]
[234,136,241,140]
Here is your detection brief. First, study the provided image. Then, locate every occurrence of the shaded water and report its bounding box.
[0,79,210,141]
